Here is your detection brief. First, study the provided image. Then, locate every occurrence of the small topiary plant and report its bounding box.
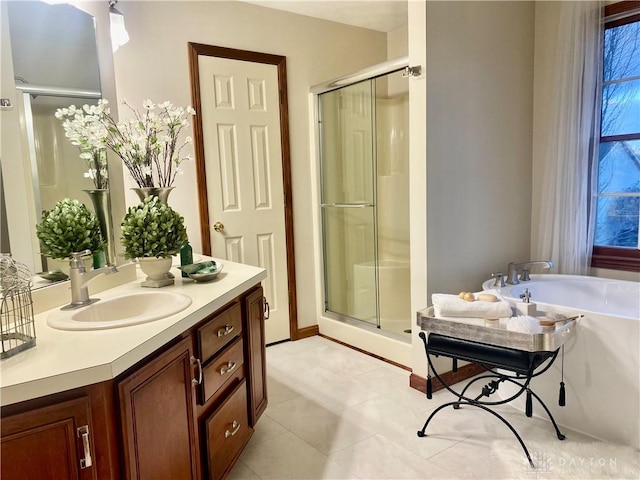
[36,198,105,259]
[120,196,188,259]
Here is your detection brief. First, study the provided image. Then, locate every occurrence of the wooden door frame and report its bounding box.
[188,43,300,341]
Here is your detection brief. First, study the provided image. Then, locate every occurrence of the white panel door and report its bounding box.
[199,56,289,344]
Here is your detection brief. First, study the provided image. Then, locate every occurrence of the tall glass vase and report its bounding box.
[131,187,174,204]
[84,189,115,266]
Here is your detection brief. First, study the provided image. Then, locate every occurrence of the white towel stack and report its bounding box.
[432,289,513,319]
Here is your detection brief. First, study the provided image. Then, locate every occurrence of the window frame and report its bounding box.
[591,1,640,272]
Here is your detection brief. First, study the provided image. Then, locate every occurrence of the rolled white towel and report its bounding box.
[506,315,544,334]
[432,289,513,319]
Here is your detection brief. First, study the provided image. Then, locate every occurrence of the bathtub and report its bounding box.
[482,274,640,448]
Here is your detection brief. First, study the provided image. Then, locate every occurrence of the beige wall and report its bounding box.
[113,1,387,329]
[409,0,428,370]
[412,1,535,376]
[425,0,534,297]
[388,24,408,59]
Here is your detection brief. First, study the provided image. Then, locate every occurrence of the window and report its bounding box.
[592,2,640,271]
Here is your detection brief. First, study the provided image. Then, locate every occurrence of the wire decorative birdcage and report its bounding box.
[1,254,36,359]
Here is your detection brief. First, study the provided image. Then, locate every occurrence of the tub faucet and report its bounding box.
[63,250,118,310]
[506,260,553,285]
[490,272,506,288]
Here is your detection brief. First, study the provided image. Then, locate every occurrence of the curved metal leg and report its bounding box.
[417,400,536,468]
[469,403,536,468]
[417,402,457,437]
[527,389,566,440]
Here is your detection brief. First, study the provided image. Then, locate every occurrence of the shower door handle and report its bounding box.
[320,203,373,208]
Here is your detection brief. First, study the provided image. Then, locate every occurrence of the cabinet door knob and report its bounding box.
[213,222,225,232]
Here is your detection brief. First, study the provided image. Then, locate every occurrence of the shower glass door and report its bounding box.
[319,80,378,325]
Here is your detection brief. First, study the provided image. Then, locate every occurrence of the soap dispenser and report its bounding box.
[180,242,193,278]
[515,288,537,315]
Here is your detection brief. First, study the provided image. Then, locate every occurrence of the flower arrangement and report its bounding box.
[35,198,105,259]
[55,104,109,189]
[57,99,195,189]
[120,196,188,259]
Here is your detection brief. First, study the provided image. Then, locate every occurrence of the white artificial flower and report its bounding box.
[58,98,195,188]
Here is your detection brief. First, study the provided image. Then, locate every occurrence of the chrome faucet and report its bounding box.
[506,260,553,285]
[63,250,118,310]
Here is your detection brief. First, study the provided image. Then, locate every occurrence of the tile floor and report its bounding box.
[229,336,639,480]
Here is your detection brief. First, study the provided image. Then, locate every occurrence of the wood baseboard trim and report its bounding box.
[294,325,319,340]
[410,363,485,394]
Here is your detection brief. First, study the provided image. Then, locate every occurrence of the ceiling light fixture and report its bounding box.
[109,0,129,53]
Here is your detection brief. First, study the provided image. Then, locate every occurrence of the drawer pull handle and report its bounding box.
[191,356,203,386]
[77,425,92,469]
[263,297,270,320]
[217,324,234,337]
[219,361,237,375]
[225,420,240,438]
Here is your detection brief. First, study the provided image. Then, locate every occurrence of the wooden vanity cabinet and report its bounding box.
[0,283,267,480]
[194,287,266,480]
[0,381,120,480]
[117,335,200,480]
[244,286,267,426]
[203,380,252,480]
[1,397,97,480]
[115,284,267,480]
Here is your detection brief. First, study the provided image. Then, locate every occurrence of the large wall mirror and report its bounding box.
[1,1,123,289]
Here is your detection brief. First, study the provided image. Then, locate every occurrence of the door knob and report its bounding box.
[213,222,225,232]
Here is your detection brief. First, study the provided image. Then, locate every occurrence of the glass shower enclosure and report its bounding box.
[318,69,410,338]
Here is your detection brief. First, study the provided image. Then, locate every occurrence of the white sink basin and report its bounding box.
[47,291,192,331]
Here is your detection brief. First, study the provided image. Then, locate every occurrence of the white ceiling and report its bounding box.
[241,0,408,32]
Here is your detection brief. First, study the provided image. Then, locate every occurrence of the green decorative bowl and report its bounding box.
[37,269,69,282]
[178,261,223,282]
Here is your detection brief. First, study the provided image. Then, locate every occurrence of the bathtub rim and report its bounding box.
[482,273,640,321]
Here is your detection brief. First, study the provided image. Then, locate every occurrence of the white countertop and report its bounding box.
[0,257,266,406]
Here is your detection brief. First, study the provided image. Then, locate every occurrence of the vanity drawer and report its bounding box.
[205,380,252,480]
[201,337,244,405]
[197,302,242,361]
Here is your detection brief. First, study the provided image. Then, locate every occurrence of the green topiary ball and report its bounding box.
[121,196,188,259]
[36,198,105,260]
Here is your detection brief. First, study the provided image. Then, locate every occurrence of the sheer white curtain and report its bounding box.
[534,1,602,275]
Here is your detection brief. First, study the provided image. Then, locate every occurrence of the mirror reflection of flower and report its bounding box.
[55,105,109,189]
[57,99,195,189]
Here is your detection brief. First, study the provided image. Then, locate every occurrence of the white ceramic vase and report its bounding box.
[138,257,172,281]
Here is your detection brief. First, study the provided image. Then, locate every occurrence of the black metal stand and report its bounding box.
[417,331,566,468]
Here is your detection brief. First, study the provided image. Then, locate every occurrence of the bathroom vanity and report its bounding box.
[0,259,267,480]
